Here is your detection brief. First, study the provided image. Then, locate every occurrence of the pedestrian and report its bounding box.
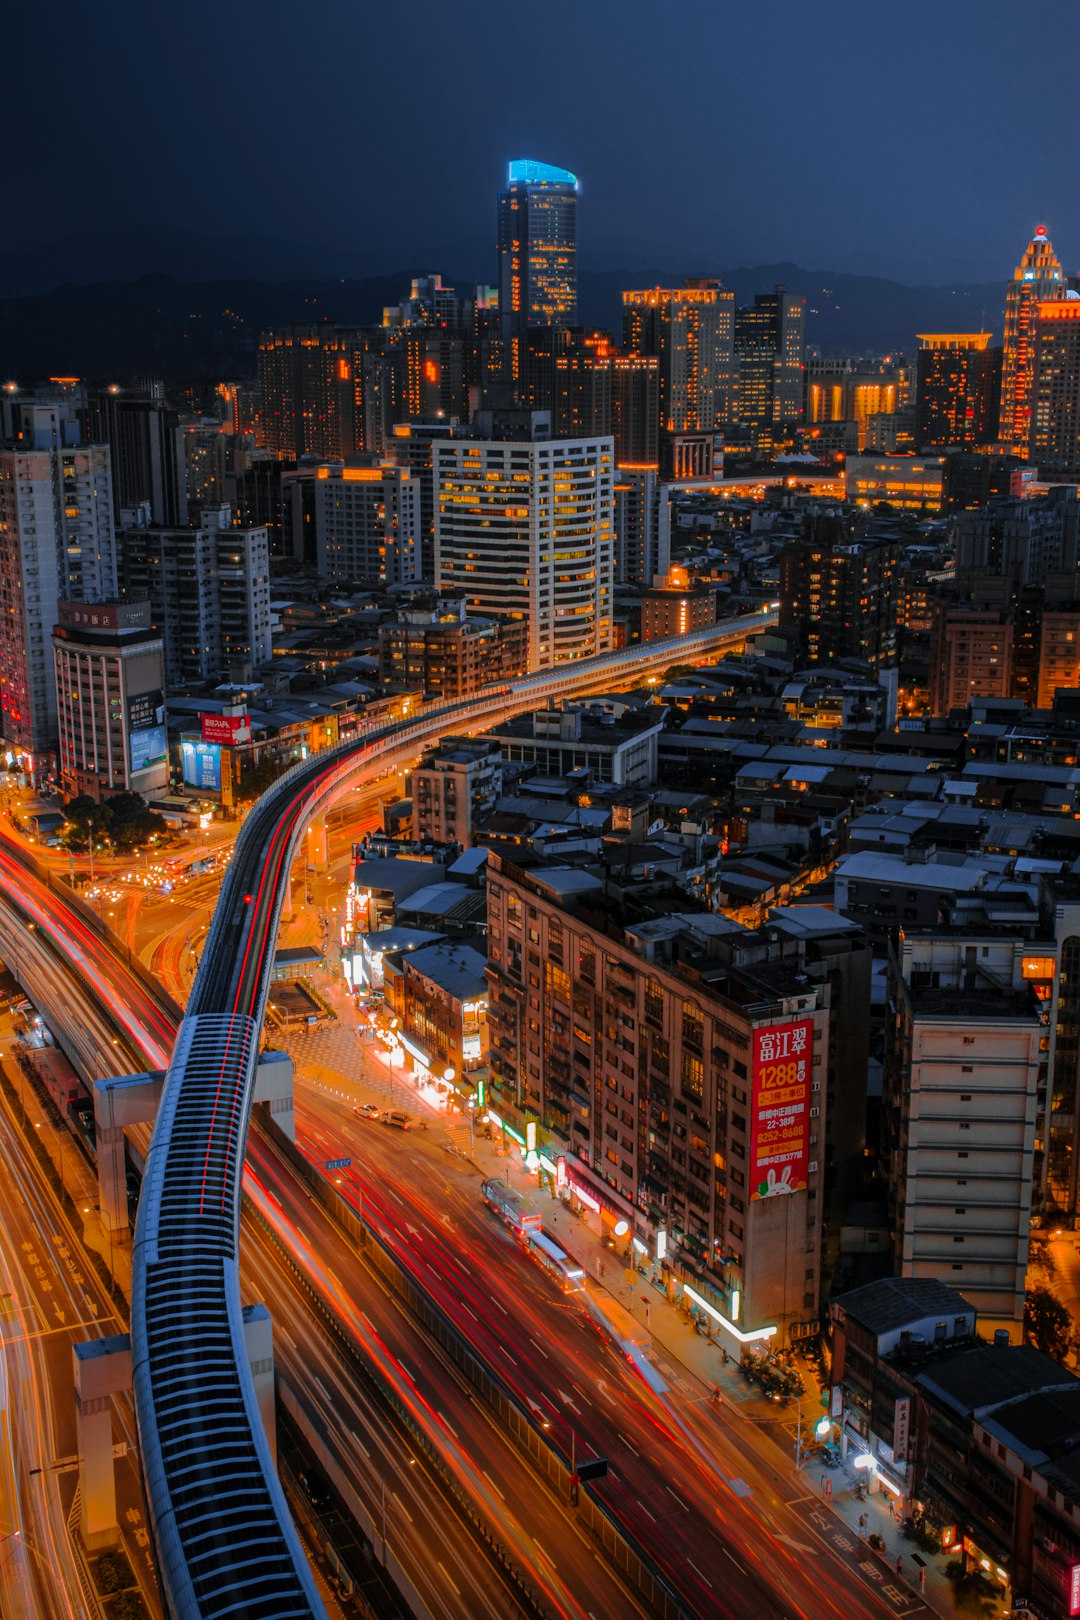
[919,1568,926,1593]
[895,1555,903,1578]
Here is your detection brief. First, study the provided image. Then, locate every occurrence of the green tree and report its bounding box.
[60,794,114,852]
[1024,1285,1072,1362]
[103,792,168,853]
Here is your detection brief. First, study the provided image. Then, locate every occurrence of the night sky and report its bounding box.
[10,0,1079,288]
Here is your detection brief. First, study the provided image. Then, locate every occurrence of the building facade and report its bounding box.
[999,226,1067,457]
[780,515,901,670]
[314,463,420,585]
[434,433,614,671]
[0,400,118,761]
[734,285,806,429]
[884,933,1044,1327]
[914,334,1000,449]
[497,159,578,374]
[622,282,735,435]
[928,604,1013,716]
[120,505,270,684]
[81,391,188,526]
[1030,300,1080,480]
[52,599,167,802]
[485,850,830,1345]
[411,737,504,849]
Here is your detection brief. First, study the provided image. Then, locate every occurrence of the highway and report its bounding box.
[0,825,908,1620]
[294,1080,903,1620]
[0,835,650,1620]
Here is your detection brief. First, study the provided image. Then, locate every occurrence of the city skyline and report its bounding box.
[5,0,1078,292]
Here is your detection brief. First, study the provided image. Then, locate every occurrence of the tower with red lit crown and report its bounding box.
[998,225,1066,456]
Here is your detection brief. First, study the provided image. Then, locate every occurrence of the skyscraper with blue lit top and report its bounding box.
[497,158,578,377]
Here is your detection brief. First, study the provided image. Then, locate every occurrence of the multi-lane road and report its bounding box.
[0,823,917,1620]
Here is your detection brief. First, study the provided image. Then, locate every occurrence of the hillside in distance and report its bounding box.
[0,265,1005,382]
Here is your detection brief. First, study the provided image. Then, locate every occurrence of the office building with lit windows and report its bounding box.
[1030,299,1080,480]
[806,360,900,450]
[734,285,806,428]
[780,513,901,670]
[622,281,735,435]
[998,226,1066,457]
[611,349,660,465]
[497,159,579,375]
[434,429,614,671]
[914,334,1000,449]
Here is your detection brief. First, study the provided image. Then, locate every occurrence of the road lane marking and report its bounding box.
[391,1491,414,1522]
[618,1432,639,1455]
[666,1485,689,1511]
[481,1470,505,1500]
[438,1412,459,1439]
[722,1548,747,1575]
[529,1336,550,1359]
[532,1539,556,1568]
[437,1561,461,1595]
[687,1558,713,1588]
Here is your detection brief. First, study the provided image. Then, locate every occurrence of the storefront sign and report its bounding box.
[893,1396,911,1460]
[749,1017,813,1199]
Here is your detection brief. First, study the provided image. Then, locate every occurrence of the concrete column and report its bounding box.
[73,1336,131,1551]
[95,1123,129,1239]
[242,1304,277,1465]
[279,873,294,922]
[307,816,329,874]
[254,1050,295,1143]
[92,1073,166,1240]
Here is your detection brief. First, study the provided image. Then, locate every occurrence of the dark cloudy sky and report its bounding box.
[9,0,1079,286]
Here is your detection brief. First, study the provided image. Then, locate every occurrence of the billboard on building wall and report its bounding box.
[749,1017,813,1200]
[128,689,167,773]
[181,740,222,793]
[201,712,251,745]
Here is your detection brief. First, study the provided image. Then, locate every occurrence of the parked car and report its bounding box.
[353,1102,382,1120]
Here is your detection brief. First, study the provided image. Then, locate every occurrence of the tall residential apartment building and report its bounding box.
[998,226,1066,457]
[914,334,1000,449]
[81,391,189,526]
[779,514,901,670]
[1030,301,1080,480]
[614,466,671,586]
[884,933,1044,1327]
[610,350,661,466]
[928,604,1013,716]
[314,463,420,586]
[52,599,167,802]
[410,737,504,848]
[258,326,394,461]
[622,281,735,435]
[734,285,806,428]
[434,431,614,670]
[497,159,578,374]
[524,326,613,440]
[485,850,833,1345]
[0,399,118,760]
[120,505,271,684]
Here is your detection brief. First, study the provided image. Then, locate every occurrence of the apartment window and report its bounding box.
[681,1052,704,1102]
[644,978,664,1024]
[682,1002,704,1054]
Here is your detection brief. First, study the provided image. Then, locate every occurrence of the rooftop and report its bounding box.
[835,1276,975,1336]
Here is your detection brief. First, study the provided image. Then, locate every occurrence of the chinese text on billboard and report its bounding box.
[750,1017,813,1200]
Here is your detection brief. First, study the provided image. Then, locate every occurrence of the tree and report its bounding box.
[60,794,114,853]
[1024,1285,1072,1362]
[103,792,168,853]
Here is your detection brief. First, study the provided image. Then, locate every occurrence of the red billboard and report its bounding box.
[200,713,250,745]
[749,1017,813,1200]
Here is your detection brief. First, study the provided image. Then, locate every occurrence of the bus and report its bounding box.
[524,1228,586,1294]
[481,1177,541,1235]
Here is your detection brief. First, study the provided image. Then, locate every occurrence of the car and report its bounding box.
[353,1102,382,1120]
[380,1110,414,1131]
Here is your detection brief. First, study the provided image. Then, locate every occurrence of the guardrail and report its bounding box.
[130,609,774,1618]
